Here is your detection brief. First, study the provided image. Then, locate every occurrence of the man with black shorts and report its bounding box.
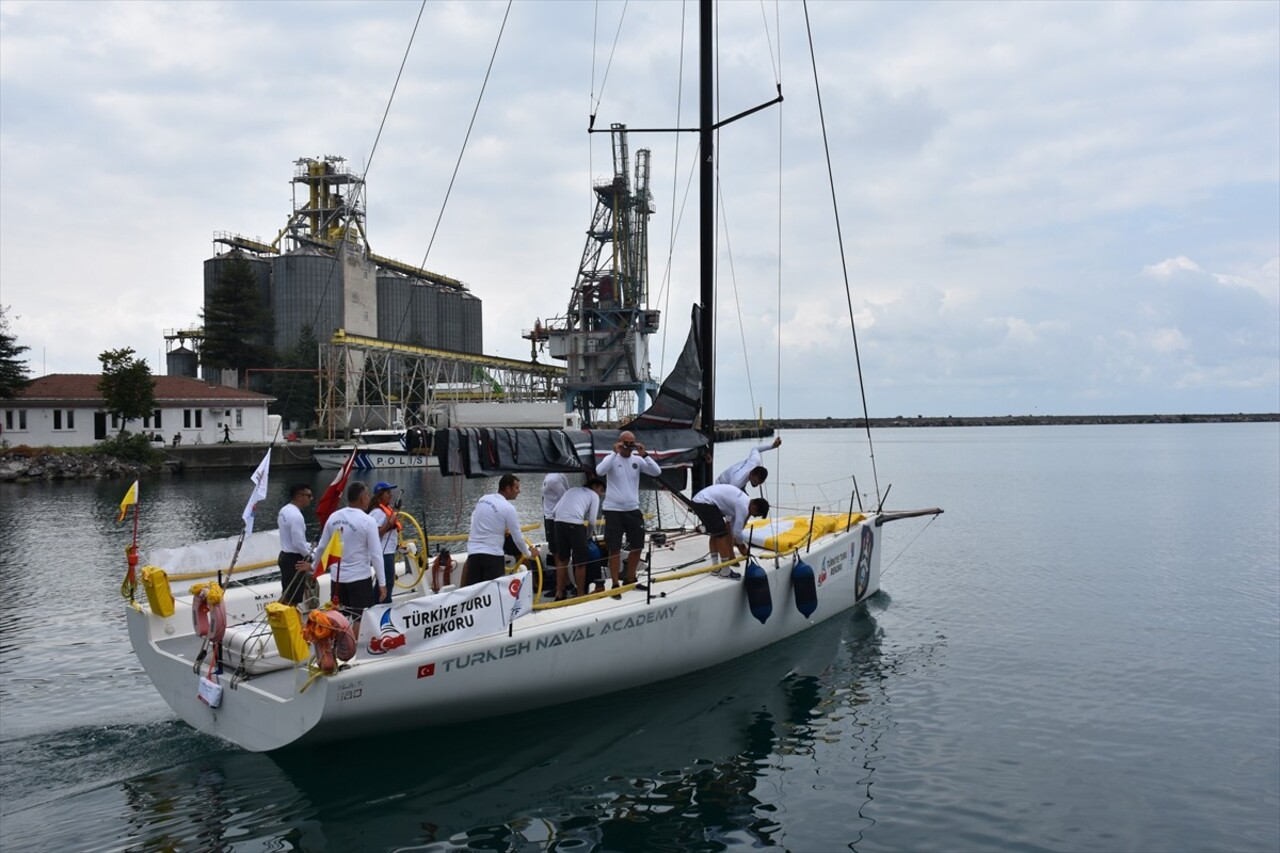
[690,483,770,579]
[540,472,570,594]
[464,474,540,587]
[313,481,387,636]
[552,477,606,600]
[277,483,313,605]
[596,430,661,592]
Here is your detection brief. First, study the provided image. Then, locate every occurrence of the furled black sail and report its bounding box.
[623,305,703,432]
[434,306,707,478]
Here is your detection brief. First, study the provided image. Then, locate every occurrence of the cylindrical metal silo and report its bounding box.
[272,248,344,351]
[459,291,483,354]
[408,282,441,349]
[204,251,272,308]
[377,272,414,344]
[437,288,462,353]
[166,346,199,378]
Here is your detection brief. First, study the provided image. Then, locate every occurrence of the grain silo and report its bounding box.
[272,246,345,351]
[459,290,483,354]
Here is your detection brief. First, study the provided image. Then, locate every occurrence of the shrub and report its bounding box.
[94,432,161,464]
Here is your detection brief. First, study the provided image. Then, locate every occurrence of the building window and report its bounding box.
[111,414,120,429]
[3,410,25,431]
[153,409,162,429]
[235,409,243,428]
[184,410,191,428]
[54,409,75,431]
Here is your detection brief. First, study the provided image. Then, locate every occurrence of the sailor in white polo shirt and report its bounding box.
[464,474,540,586]
[313,480,386,636]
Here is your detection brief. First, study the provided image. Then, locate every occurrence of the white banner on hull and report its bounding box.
[357,570,534,659]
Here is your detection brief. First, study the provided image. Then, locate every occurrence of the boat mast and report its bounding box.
[695,0,715,491]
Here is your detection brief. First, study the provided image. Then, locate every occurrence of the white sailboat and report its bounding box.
[125,1,941,753]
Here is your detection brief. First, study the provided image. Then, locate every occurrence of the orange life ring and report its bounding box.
[191,588,226,643]
[303,608,356,673]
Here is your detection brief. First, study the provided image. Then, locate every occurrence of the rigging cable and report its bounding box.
[801,0,882,504]
[262,0,428,441]
[771,0,784,503]
[416,0,512,274]
[657,0,689,379]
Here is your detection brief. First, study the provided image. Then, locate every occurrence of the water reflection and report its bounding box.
[101,608,889,852]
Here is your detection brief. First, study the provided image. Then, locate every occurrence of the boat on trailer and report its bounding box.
[125,0,941,753]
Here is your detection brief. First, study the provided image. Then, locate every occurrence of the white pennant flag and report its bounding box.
[241,449,272,537]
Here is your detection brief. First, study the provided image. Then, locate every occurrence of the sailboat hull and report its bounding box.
[126,520,881,752]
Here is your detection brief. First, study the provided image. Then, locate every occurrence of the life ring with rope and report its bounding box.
[302,607,356,674]
[189,582,226,643]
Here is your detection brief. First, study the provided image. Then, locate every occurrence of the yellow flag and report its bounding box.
[314,528,343,577]
[117,480,139,523]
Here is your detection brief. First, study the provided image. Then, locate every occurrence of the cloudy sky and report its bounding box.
[2,0,1276,419]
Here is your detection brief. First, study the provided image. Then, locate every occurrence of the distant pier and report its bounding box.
[716,413,1278,430]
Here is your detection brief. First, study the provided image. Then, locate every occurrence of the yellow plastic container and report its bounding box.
[141,566,175,618]
[266,602,310,662]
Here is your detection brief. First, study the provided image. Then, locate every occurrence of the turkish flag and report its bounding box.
[315,446,359,528]
[416,663,436,679]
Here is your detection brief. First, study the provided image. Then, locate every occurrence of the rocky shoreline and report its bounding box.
[0,451,157,483]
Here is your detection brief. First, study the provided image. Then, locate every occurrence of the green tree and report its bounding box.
[271,324,320,429]
[0,305,31,399]
[98,348,156,431]
[201,253,274,382]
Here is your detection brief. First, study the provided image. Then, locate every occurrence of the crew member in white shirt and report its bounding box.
[465,474,540,587]
[552,477,607,600]
[715,436,782,490]
[277,483,314,605]
[313,481,386,635]
[690,483,770,579]
[540,472,570,593]
[596,430,662,592]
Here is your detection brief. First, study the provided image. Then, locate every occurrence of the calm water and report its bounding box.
[0,425,1276,852]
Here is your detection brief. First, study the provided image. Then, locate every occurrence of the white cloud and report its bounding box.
[1,0,1276,417]
[1144,256,1205,278]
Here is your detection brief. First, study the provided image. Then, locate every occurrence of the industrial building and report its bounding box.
[169,155,483,383]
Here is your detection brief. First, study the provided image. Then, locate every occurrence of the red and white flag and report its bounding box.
[315,446,358,528]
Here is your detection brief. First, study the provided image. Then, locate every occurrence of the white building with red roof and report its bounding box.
[3,375,275,448]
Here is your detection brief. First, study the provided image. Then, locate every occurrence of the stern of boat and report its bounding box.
[126,597,328,753]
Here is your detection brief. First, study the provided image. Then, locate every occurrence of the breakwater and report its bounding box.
[718,412,1278,430]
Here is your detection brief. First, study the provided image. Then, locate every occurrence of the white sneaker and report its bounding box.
[716,567,741,580]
